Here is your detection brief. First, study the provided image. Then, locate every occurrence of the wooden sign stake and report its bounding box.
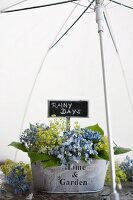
[66,116,70,131]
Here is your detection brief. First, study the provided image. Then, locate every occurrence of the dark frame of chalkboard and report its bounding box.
[48,100,89,118]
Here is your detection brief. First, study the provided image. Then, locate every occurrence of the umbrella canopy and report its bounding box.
[0,0,133,162]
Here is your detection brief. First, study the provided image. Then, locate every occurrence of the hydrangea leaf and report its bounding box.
[114,147,132,155]
[28,152,55,163]
[8,142,28,152]
[30,123,36,131]
[98,150,109,160]
[85,124,104,136]
[41,157,60,168]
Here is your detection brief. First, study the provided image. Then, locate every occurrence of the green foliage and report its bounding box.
[86,124,104,136]
[114,147,132,155]
[41,157,60,168]
[28,151,56,162]
[98,150,109,160]
[8,142,28,152]
[105,162,127,184]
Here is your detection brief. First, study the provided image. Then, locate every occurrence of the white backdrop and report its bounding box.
[0,0,133,162]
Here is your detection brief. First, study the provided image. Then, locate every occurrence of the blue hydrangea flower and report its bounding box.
[49,128,101,165]
[7,166,31,194]
[20,123,49,149]
[120,156,133,181]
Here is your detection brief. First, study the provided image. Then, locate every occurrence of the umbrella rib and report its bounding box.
[49,0,95,49]
[71,1,94,10]
[1,0,29,12]
[1,0,79,13]
[103,12,118,53]
[109,0,133,10]
[13,1,80,162]
[104,7,133,113]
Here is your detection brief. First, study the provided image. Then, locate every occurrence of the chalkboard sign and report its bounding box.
[48,100,88,117]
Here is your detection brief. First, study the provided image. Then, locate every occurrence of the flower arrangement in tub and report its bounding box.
[9,118,131,167]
